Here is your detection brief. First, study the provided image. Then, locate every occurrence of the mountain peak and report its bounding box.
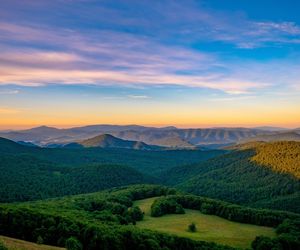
[79,134,156,150]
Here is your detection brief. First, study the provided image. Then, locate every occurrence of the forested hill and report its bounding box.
[75,133,159,150]
[0,137,224,202]
[0,137,224,175]
[161,141,300,213]
[0,154,155,202]
[0,185,299,250]
[228,141,300,178]
[250,141,300,178]
[0,137,32,153]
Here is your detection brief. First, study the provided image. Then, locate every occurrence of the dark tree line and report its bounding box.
[150,195,300,227]
[252,219,300,250]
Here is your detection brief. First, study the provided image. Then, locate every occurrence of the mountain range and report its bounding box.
[1,124,299,149]
[63,134,161,150]
[0,136,299,213]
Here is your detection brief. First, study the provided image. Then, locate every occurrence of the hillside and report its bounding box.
[0,185,298,250]
[0,137,224,202]
[244,131,300,143]
[0,137,224,175]
[0,154,154,202]
[161,141,300,213]
[112,128,269,147]
[0,137,32,153]
[0,235,65,250]
[78,134,158,150]
[251,141,300,178]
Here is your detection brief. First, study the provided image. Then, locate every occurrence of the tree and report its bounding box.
[128,206,144,221]
[37,235,44,244]
[66,237,82,250]
[188,222,197,232]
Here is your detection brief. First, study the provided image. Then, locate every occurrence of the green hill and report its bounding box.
[0,154,154,202]
[0,185,299,250]
[0,235,65,250]
[78,134,158,150]
[161,141,300,213]
[0,137,224,202]
[0,137,224,175]
[251,141,300,178]
[0,137,32,154]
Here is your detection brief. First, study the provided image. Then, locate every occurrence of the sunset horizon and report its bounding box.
[1,0,300,130]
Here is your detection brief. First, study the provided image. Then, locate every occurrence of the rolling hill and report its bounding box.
[0,153,155,202]
[0,185,299,250]
[0,137,225,203]
[0,235,66,250]
[0,137,224,175]
[161,141,300,213]
[244,131,300,143]
[76,134,159,150]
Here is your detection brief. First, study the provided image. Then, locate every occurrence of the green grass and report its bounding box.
[0,235,65,250]
[134,197,276,249]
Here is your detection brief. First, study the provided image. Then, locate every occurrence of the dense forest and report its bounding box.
[0,154,155,202]
[0,137,224,175]
[251,141,300,178]
[0,137,223,202]
[0,138,299,213]
[0,137,299,249]
[0,185,299,250]
[161,142,300,213]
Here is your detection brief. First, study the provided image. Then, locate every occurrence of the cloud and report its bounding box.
[253,21,300,35]
[127,95,150,99]
[0,90,19,95]
[0,21,274,94]
[0,107,20,114]
[0,63,269,94]
[0,1,300,95]
[210,95,256,102]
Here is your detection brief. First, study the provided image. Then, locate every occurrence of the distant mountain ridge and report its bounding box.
[0,124,299,148]
[243,131,300,143]
[68,134,160,150]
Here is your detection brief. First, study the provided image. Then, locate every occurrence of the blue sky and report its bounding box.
[0,0,300,128]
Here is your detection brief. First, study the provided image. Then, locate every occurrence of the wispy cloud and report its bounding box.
[127,95,150,99]
[0,107,20,114]
[0,89,19,94]
[0,21,279,94]
[0,1,300,96]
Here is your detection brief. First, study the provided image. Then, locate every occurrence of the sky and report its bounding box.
[0,0,300,129]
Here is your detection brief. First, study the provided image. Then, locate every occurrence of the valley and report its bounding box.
[134,197,276,249]
[0,129,299,249]
[0,185,299,250]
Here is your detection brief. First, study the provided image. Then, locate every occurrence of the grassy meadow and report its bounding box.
[0,235,65,250]
[134,197,276,249]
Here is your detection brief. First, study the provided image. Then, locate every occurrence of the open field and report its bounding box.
[134,197,276,249]
[0,235,65,250]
